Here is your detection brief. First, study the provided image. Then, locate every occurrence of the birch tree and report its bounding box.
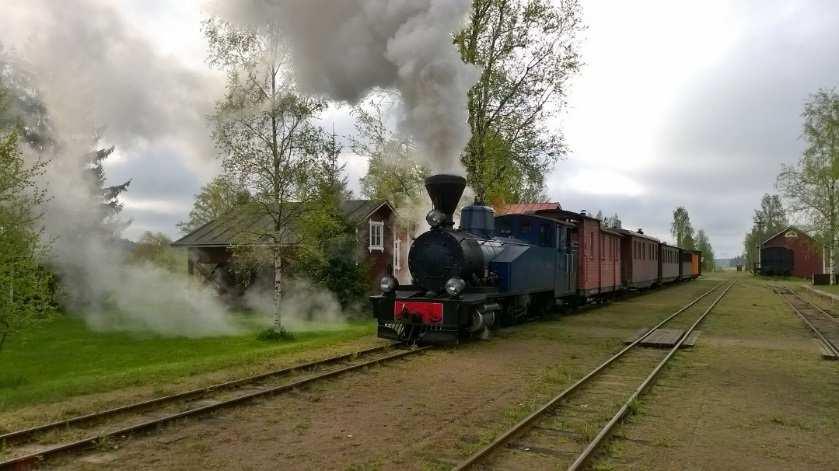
[456,0,583,204]
[671,207,695,249]
[695,229,715,272]
[204,19,327,334]
[178,175,251,234]
[353,96,426,210]
[743,194,787,270]
[777,89,839,272]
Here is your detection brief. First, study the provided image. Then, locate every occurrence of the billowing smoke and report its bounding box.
[244,278,347,331]
[0,0,237,336]
[211,0,479,173]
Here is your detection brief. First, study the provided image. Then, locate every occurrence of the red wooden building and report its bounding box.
[172,200,411,297]
[761,226,823,278]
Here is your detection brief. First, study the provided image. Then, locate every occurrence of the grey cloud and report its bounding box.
[552,1,839,258]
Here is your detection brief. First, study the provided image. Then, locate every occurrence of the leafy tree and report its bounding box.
[0,130,54,351]
[178,175,251,234]
[592,210,620,229]
[602,212,621,229]
[353,96,426,210]
[128,232,183,273]
[743,194,788,270]
[671,207,695,249]
[455,0,583,204]
[204,18,332,334]
[695,229,715,272]
[296,132,368,308]
[777,89,839,271]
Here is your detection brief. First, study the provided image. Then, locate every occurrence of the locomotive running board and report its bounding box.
[624,328,700,348]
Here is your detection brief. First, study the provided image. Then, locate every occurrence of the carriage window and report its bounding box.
[539,224,551,247]
[497,222,512,237]
[521,222,531,234]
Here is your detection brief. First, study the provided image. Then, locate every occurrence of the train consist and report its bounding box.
[371,174,701,344]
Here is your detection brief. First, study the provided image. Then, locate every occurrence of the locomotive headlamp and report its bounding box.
[426,209,446,228]
[380,276,397,293]
[445,277,466,297]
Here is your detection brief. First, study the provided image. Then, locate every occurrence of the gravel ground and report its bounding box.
[46,281,718,470]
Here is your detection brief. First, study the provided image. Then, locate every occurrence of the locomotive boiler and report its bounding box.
[371,174,577,344]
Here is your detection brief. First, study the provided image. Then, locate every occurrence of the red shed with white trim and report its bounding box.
[761,226,823,278]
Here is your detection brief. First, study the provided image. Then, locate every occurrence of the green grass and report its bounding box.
[0,314,375,411]
[808,283,839,296]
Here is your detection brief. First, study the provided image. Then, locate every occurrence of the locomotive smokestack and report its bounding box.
[425,174,466,228]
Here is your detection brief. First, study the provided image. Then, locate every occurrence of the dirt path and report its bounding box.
[44,281,719,470]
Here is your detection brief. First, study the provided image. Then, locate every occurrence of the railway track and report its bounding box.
[771,285,839,358]
[454,281,735,471]
[0,343,428,469]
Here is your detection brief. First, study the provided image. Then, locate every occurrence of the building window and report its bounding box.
[369,220,384,252]
[393,238,401,270]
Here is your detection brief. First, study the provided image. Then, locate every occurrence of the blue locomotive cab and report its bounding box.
[494,214,577,299]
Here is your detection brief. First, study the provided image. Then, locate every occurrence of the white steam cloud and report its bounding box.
[1,0,480,335]
[211,0,480,173]
[0,0,236,336]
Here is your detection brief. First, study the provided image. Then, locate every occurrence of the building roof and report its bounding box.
[496,202,562,215]
[614,228,661,243]
[172,199,392,248]
[761,226,817,246]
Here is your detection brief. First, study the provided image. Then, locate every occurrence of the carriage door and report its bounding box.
[555,225,571,296]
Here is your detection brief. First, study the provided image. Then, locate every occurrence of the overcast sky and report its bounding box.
[5,1,839,259]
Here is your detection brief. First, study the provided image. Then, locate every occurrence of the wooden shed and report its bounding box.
[172,200,411,296]
[760,226,823,278]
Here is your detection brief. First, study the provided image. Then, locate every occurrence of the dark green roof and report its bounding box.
[172,199,391,248]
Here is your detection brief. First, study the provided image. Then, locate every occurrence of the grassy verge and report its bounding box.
[0,314,375,411]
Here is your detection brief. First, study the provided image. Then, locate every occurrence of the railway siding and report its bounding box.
[454,282,734,470]
[590,278,839,470]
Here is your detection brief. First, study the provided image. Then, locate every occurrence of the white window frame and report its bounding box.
[393,238,401,271]
[369,220,384,253]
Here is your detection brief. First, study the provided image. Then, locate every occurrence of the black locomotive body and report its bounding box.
[371,174,577,344]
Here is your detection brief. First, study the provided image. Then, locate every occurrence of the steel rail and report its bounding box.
[790,291,839,325]
[0,346,429,469]
[779,291,839,358]
[567,281,735,471]
[0,343,396,445]
[452,281,726,471]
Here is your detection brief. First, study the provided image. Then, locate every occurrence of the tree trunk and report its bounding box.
[272,246,283,332]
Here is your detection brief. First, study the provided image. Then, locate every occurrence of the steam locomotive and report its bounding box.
[370,174,701,344]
